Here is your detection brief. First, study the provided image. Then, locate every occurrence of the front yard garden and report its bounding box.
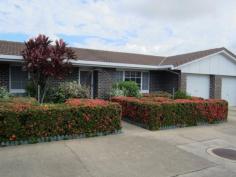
[0,34,228,145]
[0,97,121,146]
[112,95,228,130]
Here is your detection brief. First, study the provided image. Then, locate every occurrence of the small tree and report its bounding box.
[22,34,76,103]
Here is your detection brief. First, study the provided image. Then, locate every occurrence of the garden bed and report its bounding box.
[111,96,228,130]
[0,98,122,146]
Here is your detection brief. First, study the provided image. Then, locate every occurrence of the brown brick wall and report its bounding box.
[0,63,9,89]
[97,68,115,99]
[179,73,187,92]
[210,75,222,99]
[149,70,180,93]
[50,67,79,85]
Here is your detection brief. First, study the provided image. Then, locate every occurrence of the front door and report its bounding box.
[80,70,93,98]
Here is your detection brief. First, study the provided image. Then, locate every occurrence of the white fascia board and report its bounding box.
[71,60,174,70]
[0,54,174,70]
[175,50,236,70]
[0,55,23,62]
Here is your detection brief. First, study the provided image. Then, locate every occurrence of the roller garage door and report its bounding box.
[186,74,210,99]
[222,77,236,106]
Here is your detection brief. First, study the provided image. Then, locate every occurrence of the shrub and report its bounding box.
[0,87,11,99]
[26,81,90,103]
[114,81,140,97]
[143,91,172,98]
[47,81,89,103]
[0,99,121,143]
[112,96,228,130]
[141,96,171,102]
[65,99,109,107]
[174,90,191,99]
[25,81,36,97]
[110,84,125,97]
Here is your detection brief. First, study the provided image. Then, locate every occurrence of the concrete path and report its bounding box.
[0,107,236,177]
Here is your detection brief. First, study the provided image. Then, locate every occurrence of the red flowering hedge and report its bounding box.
[111,96,228,130]
[0,98,121,143]
[65,99,109,107]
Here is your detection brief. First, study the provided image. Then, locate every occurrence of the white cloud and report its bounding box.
[0,0,236,56]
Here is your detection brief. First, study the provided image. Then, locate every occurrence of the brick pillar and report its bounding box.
[0,64,9,90]
[97,68,114,99]
[179,73,187,92]
[210,75,222,99]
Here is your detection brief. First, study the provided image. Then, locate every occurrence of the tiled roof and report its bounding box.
[163,48,228,67]
[0,40,164,66]
[0,40,234,67]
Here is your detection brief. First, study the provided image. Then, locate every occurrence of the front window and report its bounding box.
[113,71,123,83]
[113,70,150,93]
[10,66,28,93]
[125,71,142,89]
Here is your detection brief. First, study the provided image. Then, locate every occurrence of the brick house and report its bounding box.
[1,40,236,106]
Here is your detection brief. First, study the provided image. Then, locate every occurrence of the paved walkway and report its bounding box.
[0,107,236,177]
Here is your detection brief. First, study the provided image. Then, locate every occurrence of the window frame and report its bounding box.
[115,69,150,93]
[9,64,29,94]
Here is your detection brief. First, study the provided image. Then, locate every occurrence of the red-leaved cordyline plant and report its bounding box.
[22,34,76,103]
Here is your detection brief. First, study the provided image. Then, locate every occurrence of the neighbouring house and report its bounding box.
[0,40,236,106]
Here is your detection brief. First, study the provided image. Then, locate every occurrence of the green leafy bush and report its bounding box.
[112,96,228,130]
[0,87,11,99]
[47,81,89,103]
[110,83,124,97]
[0,99,121,143]
[25,81,36,97]
[114,81,140,97]
[26,81,89,103]
[174,90,191,99]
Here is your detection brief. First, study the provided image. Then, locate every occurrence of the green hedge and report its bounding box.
[0,99,121,144]
[112,96,228,130]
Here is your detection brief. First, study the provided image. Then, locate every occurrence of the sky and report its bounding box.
[0,0,236,56]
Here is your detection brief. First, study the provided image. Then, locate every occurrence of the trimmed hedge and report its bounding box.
[111,96,228,130]
[0,98,121,144]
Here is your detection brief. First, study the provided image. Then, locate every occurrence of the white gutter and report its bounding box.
[0,54,174,70]
[72,60,173,70]
[0,55,23,62]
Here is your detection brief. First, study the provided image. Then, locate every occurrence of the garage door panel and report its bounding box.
[186,74,210,99]
[222,77,236,106]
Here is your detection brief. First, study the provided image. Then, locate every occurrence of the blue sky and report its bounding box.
[0,0,236,56]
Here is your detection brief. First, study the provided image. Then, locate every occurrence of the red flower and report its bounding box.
[9,134,16,141]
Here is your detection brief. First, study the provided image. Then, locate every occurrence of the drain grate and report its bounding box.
[210,148,236,161]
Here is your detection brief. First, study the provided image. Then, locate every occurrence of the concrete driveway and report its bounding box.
[0,107,236,177]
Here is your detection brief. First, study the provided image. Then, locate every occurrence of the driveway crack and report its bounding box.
[169,165,219,177]
[64,143,95,177]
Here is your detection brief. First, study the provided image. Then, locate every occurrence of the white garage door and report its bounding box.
[222,77,236,106]
[186,74,210,99]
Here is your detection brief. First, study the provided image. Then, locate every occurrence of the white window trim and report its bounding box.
[141,71,150,93]
[117,70,150,93]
